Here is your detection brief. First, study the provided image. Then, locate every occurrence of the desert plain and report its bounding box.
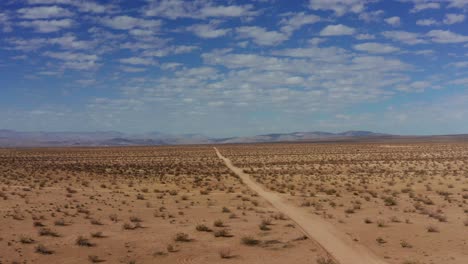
[0,141,467,264]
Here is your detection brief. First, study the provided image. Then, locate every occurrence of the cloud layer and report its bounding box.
[1,0,468,136]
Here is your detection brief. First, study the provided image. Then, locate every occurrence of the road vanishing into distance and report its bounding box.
[215,147,388,264]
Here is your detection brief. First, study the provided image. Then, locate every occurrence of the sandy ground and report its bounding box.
[219,142,468,264]
[0,146,327,264]
[1,142,467,264]
[215,147,387,264]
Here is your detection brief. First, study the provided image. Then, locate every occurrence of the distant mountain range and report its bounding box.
[0,129,467,147]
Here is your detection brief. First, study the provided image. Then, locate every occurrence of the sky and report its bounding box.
[1,0,468,137]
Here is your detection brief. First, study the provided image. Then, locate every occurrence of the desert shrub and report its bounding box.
[174,232,191,242]
[259,222,271,231]
[54,219,67,226]
[91,231,105,238]
[427,225,439,233]
[214,229,233,237]
[316,257,336,264]
[241,236,260,246]
[219,248,234,259]
[376,237,387,244]
[196,224,212,232]
[383,196,397,206]
[39,228,60,237]
[88,255,105,263]
[76,236,95,247]
[400,240,413,248]
[36,244,54,254]
[214,220,225,227]
[20,236,35,244]
[167,244,179,252]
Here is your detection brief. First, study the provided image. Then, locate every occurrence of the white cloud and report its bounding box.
[188,23,230,38]
[6,38,47,51]
[74,1,108,13]
[448,0,468,8]
[19,19,74,33]
[358,10,384,22]
[120,57,155,66]
[451,77,468,85]
[447,61,468,68]
[416,19,438,26]
[279,12,320,33]
[18,6,73,19]
[101,16,161,30]
[414,49,434,55]
[236,26,289,46]
[308,37,327,45]
[355,33,375,40]
[443,14,465,25]
[0,12,12,32]
[426,30,468,43]
[320,24,355,36]
[410,2,440,13]
[142,45,198,57]
[385,16,401,26]
[144,0,256,19]
[396,81,431,92]
[27,0,73,3]
[382,30,426,45]
[48,34,94,50]
[354,42,400,54]
[26,0,110,13]
[309,0,370,16]
[200,5,256,17]
[43,51,99,70]
[272,46,349,63]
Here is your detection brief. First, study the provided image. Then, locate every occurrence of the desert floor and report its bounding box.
[0,142,467,263]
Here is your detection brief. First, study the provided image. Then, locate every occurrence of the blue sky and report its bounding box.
[1,0,468,137]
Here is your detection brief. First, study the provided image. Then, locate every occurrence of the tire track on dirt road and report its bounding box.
[214,147,388,264]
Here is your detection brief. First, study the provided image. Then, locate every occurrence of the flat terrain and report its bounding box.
[0,142,467,263]
[0,146,327,264]
[220,142,468,264]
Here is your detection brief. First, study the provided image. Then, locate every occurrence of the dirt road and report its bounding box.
[214,147,388,264]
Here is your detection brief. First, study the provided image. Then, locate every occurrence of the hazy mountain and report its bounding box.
[220,131,389,144]
[0,129,394,147]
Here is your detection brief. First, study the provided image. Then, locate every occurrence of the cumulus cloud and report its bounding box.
[309,0,370,16]
[17,6,73,19]
[142,45,198,57]
[320,24,356,36]
[385,16,401,26]
[355,33,375,40]
[354,42,400,54]
[396,81,432,92]
[416,19,438,26]
[443,14,465,25]
[358,10,384,22]
[43,51,99,70]
[448,0,468,8]
[19,19,74,33]
[144,0,256,19]
[26,0,110,13]
[120,57,155,66]
[426,30,468,43]
[4,0,468,135]
[279,12,321,34]
[0,12,12,32]
[101,16,161,30]
[48,34,94,50]
[188,23,230,38]
[410,2,440,12]
[382,30,426,45]
[236,26,289,46]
